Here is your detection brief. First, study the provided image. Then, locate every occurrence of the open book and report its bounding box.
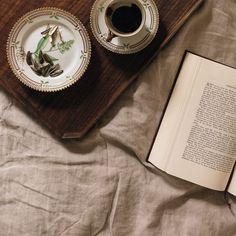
[148,51,236,194]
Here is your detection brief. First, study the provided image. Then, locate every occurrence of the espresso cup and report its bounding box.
[105,0,146,42]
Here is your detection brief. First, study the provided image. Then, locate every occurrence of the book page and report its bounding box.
[227,166,236,195]
[149,53,236,191]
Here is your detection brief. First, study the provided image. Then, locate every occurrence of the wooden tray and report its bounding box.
[0,0,203,139]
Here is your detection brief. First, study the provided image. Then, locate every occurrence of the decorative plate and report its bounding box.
[90,0,159,54]
[7,8,91,92]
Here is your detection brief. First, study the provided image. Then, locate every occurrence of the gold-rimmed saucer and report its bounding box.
[90,0,159,54]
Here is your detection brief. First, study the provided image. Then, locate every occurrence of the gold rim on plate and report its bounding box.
[7,7,91,92]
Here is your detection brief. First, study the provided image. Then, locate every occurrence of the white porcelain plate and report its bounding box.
[7,8,91,92]
[90,0,159,54]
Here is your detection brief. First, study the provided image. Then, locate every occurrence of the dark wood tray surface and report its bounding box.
[0,0,203,139]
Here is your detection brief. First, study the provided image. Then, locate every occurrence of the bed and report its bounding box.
[1,0,236,235]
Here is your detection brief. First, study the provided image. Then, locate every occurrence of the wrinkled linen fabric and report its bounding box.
[1,0,236,235]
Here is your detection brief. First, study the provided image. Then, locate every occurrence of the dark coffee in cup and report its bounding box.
[108,4,142,34]
[105,0,145,40]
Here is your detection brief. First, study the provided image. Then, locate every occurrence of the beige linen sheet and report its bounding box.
[1,0,236,235]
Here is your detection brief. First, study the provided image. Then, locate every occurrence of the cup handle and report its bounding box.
[106,30,117,42]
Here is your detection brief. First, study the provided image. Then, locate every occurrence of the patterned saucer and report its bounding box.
[7,8,91,92]
[90,0,159,54]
